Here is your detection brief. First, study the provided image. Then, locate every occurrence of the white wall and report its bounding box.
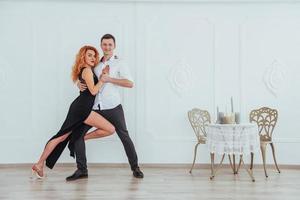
[0,0,299,165]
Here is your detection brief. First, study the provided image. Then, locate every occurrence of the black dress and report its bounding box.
[45,67,98,169]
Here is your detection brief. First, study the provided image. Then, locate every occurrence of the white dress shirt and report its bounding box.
[92,55,133,110]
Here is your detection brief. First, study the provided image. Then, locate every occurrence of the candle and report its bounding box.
[216,106,220,123]
[235,112,240,124]
[231,96,234,113]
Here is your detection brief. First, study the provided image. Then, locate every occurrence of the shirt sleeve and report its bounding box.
[117,59,134,83]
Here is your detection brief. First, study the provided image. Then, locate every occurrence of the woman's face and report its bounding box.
[85,49,96,67]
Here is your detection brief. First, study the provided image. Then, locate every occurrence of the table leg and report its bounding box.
[210,153,254,182]
[228,155,235,173]
[236,155,243,174]
[233,154,236,174]
[240,155,255,182]
[250,152,254,170]
[210,153,215,180]
[210,153,225,180]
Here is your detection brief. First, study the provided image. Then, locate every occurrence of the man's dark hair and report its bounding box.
[101,34,116,44]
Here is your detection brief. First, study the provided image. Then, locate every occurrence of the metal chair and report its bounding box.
[250,107,281,177]
[188,108,211,173]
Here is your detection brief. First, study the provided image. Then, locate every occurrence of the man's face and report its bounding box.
[101,38,115,56]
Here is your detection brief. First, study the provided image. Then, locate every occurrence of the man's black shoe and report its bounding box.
[132,167,144,178]
[66,169,88,181]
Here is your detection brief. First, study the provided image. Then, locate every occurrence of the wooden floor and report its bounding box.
[1,164,300,200]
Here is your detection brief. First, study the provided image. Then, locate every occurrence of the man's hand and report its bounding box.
[77,81,87,92]
[100,74,112,83]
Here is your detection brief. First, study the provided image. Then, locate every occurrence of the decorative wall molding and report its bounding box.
[0,56,9,90]
[168,59,194,97]
[273,138,300,143]
[239,17,300,147]
[263,60,286,97]
[141,15,216,141]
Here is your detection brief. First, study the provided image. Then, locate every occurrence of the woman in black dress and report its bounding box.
[31,46,115,178]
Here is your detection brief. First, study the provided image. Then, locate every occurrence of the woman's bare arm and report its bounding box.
[81,67,104,95]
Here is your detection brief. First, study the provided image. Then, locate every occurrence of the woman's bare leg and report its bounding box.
[84,128,113,141]
[32,111,114,177]
[35,133,71,170]
[84,111,115,141]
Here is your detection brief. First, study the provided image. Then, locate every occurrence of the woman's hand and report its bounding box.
[99,65,110,82]
[102,65,110,74]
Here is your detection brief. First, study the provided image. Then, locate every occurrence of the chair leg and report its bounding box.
[189,143,200,173]
[260,142,268,178]
[270,142,281,173]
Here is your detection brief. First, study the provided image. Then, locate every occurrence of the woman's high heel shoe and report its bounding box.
[31,164,44,179]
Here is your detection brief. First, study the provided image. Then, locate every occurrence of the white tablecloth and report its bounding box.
[205,123,260,155]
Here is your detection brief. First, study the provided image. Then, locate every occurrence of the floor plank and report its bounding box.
[1,164,299,200]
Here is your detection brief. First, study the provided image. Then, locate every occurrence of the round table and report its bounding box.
[205,123,260,181]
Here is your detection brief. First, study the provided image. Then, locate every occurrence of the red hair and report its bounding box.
[71,45,100,82]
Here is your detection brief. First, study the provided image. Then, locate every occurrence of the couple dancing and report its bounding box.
[31,34,144,181]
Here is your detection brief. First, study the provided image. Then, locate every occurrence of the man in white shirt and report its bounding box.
[66,34,144,181]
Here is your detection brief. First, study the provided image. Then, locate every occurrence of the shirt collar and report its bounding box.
[100,54,116,63]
